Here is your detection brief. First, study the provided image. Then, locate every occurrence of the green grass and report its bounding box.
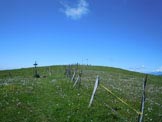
[0,65,162,122]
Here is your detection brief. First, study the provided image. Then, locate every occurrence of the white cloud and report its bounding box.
[61,0,89,20]
[155,66,162,72]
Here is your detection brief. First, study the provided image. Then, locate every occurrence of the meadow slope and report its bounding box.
[0,65,162,122]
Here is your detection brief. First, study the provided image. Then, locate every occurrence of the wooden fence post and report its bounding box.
[73,75,79,87]
[73,70,82,87]
[71,70,76,82]
[88,75,100,108]
[138,75,148,122]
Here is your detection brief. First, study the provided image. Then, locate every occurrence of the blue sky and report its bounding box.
[0,0,162,72]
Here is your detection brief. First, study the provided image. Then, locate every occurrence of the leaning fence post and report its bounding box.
[73,70,82,87]
[88,75,100,108]
[71,70,76,82]
[138,75,148,122]
[73,75,79,87]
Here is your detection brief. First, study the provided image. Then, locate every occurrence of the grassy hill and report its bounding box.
[0,65,162,122]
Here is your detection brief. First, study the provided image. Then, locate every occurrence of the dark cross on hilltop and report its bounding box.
[34,61,38,68]
[33,61,40,78]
